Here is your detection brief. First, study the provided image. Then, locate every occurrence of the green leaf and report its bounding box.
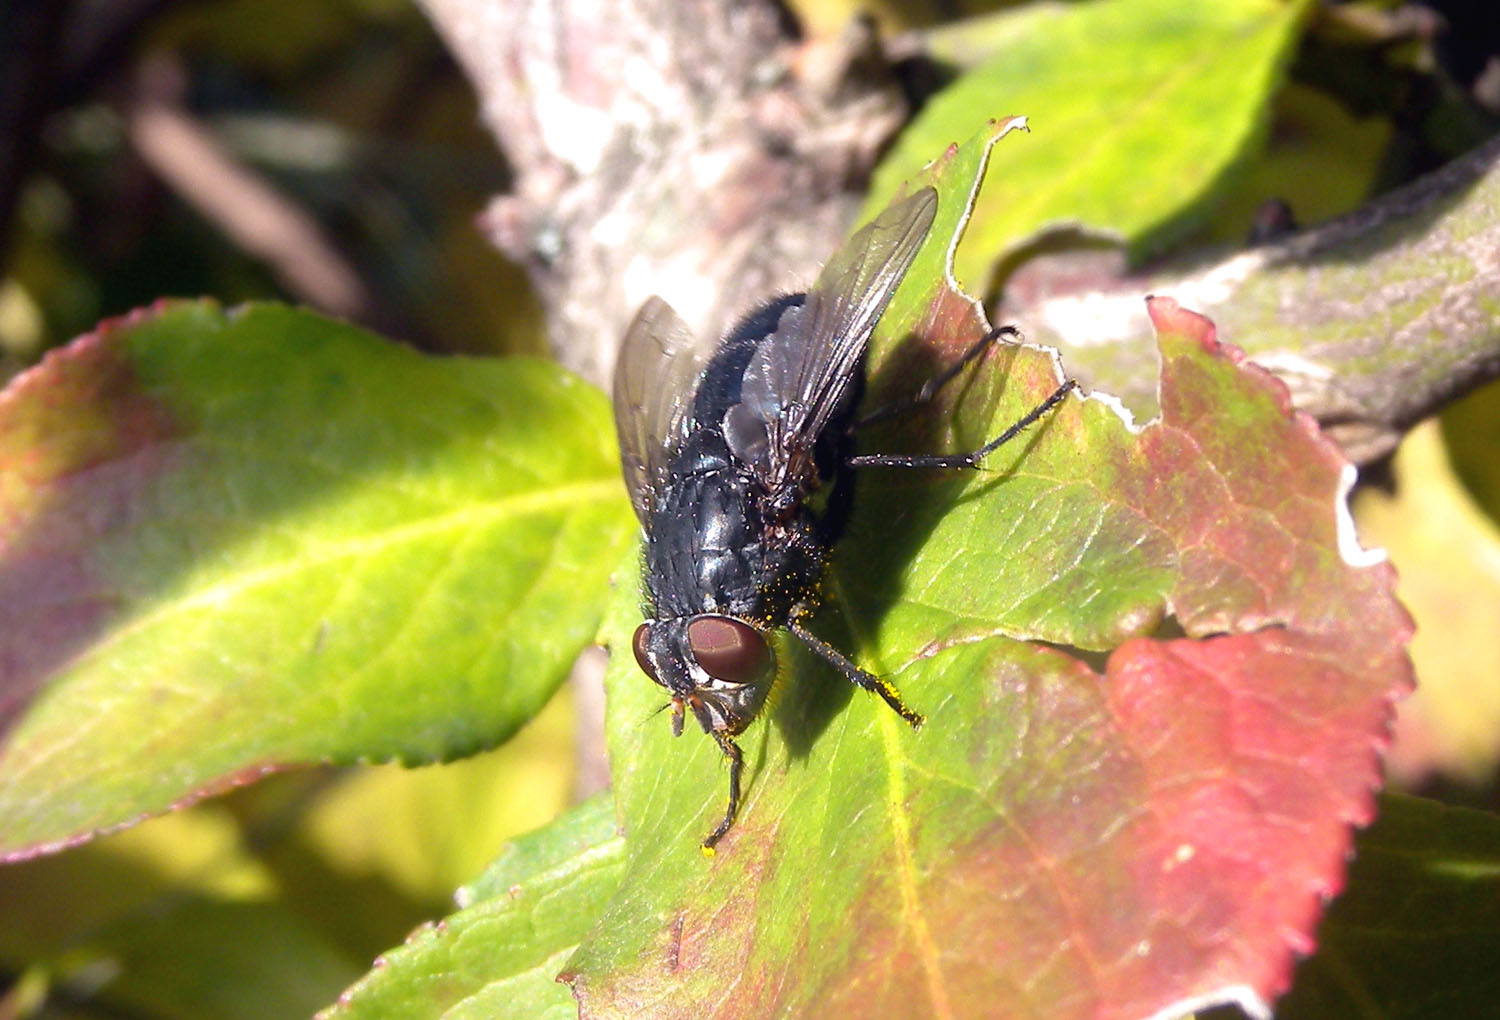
[566,121,1411,1019]
[1276,794,1500,1019]
[868,0,1311,284]
[0,301,635,858]
[321,794,625,1020]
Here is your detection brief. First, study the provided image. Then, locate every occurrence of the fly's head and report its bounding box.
[631,615,775,737]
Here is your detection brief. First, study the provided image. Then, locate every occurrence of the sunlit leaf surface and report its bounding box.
[0,302,634,858]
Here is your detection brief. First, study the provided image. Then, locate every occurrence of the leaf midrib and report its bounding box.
[76,478,626,666]
[829,571,955,1018]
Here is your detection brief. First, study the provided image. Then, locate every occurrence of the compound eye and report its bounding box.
[686,617,769,683]
[631,623,658,682]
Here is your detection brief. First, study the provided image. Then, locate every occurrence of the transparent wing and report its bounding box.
[734,186,938,484]
[612,297,713,523]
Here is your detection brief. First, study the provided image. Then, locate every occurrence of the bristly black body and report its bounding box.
[642,293,836,628]
[613,187,1075,851]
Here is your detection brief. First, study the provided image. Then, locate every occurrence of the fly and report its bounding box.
[612,186,1074,850]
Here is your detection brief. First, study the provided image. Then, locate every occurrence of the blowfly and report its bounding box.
[613,186,1074,850]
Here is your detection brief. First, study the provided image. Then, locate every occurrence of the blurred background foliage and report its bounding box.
[0,0,546,377]
[1,0,1499,1017]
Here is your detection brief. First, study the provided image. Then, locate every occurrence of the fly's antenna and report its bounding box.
[634,700,673,728]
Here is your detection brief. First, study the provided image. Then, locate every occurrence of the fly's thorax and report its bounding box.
[642,470,756,618]
[639,431,779,619]
[632,615,775,736]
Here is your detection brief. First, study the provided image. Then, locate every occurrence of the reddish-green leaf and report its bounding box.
[566,121,1412,1020]
[0,302,634,859]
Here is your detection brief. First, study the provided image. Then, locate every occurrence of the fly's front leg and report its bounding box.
[848,378,1075,470]
[702,731,744,852]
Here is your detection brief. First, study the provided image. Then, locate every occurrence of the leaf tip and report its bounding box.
[1145,294,1218,353]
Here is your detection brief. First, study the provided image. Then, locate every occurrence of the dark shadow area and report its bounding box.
[772,328,1071,759]
[1034,613,1188,677]
[772,631,856,761]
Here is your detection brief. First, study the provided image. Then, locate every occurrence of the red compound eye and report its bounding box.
[686,616,769,682]
[631,623,657,681]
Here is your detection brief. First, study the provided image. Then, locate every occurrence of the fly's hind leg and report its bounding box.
[854,324,1021,431]
[787,619,924,728]
[848,378,1075,470]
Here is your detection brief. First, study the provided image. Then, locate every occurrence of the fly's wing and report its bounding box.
[732,186,939,485]
[613,296,713,524]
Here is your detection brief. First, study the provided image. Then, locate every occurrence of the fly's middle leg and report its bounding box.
[848,378,1075,471]
[786,618,924,728]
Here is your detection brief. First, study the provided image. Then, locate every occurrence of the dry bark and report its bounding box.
[420,0,908,387]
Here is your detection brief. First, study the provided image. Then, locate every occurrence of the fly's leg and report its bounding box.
[702,731,744,852]
[818,326,1021,546]
[847,378,1075,470]
[854,324,1020,430]
[787,619,924,728]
